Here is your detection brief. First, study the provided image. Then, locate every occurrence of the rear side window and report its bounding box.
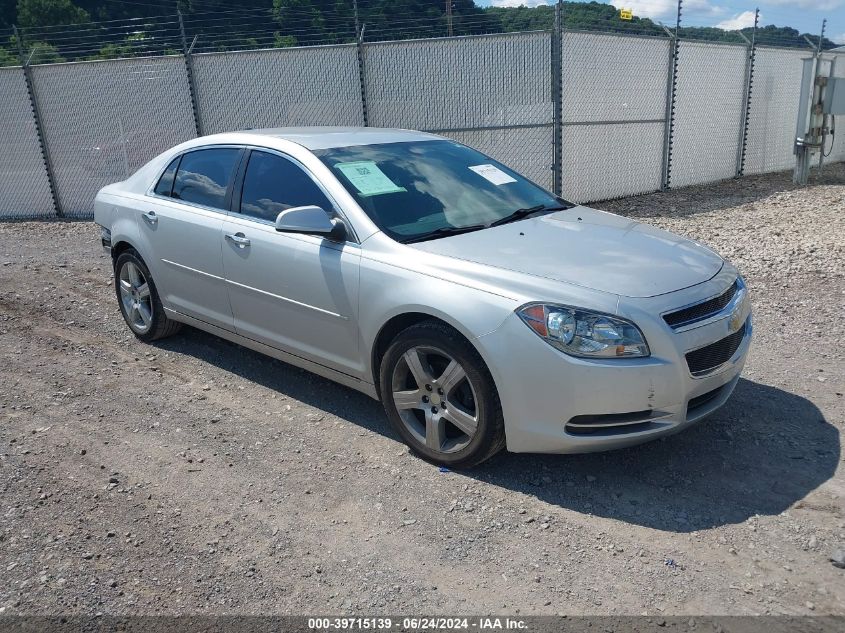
[239,150,332,223]
[172,148,242,210]
[153,156,180,197]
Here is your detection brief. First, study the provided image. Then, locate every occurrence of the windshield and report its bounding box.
[313,140,568,243]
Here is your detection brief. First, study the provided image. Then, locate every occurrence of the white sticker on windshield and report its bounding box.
[334,161,406,197]
[468,164,517,186]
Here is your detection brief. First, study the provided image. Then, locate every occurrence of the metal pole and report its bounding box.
[353,0,369,127]
[446,1,454,38]
[660,0,682,191]
[551,0,563,196]
[735,7,758,178]
[178,10,203,137]
[14,25,61,218]
[816,19,827,174]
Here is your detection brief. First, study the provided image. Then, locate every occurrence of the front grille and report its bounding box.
[685,322,747,375]
[664,280,739,329]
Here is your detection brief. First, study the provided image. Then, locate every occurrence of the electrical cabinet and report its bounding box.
[822,77,845,115]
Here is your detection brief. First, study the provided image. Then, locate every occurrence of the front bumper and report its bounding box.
[99,225,112,254]
[478,273,752,454]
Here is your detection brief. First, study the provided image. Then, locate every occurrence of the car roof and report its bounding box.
[195,127,444,151]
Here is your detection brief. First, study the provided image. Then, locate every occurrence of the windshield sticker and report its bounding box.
[335,161,406,197]
[468,164,517,186]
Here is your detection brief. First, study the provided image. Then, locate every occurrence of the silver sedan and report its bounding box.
[94,127,752,468]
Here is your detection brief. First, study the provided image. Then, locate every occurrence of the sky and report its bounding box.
[475,1,845,45]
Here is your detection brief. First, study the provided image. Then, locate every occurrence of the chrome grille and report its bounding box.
[685,321,747,376]
[664,279,739,329]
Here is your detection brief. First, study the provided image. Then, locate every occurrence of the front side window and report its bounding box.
[154,156,180,197]
[239,150,333,223]
[314,140,567,243]
[172,148,241,210]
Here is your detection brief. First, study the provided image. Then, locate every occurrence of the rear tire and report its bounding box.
[114,249,181,342]
[379,321,505,469]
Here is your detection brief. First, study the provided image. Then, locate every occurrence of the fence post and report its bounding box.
[660,1,682,191]
[353,0,369,127]
[178,10,204,137]
[551,0,563,197]
[735,8,759,178]
[14,26,61,218]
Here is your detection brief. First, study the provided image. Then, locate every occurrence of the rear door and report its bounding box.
[221,149,363,377]
[138,146,243,330]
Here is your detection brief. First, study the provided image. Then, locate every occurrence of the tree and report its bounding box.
[26,39,63,63]
[16,0,89,29]
[271,0,498,45]
[0,44,18,66]
[272,0,354,45]
[0,0,18,30]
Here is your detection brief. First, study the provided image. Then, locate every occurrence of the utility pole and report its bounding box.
[793,19,832,185]
[816,19,827,174]
[446,1,454,37]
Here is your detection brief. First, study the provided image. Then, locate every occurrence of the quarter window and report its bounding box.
[172,148,241,210]
[154,156,180,197]
[239,151,332,223]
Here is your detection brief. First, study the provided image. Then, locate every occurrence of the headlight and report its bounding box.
[517,303,649,358]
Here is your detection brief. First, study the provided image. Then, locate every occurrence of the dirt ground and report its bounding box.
[0,165,843,616]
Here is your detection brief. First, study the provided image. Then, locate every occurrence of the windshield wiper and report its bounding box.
[402,224,488,244]
[489,203,570,228]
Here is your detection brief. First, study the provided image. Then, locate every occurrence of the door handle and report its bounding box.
[142,210,157,225]
[225,232,251,248]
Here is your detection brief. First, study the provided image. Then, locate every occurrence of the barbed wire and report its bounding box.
[0,1,838,67]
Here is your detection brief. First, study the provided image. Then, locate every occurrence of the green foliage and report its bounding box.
[271,0,497,44]
[0,0,17,29]
[87,41,134,60]
[0,44,18,66]
[0,0,839,64]
[273,32,298,48]
[16,0,88,29]
[26,39,63,63]
[487,2,665,36]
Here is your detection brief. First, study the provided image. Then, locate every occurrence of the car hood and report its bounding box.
[409,206,724,298]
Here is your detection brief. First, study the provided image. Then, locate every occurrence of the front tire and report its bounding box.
[379,321,505,469]
[114,249,181,342]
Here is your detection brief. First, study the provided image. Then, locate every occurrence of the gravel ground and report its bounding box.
[0,165,843,616]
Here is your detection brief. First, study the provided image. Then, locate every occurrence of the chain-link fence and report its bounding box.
[192,44,365,134]
[743,47,810,176]
[670,41,748,188]
[0,67,55,219]
[561,32,671,201]
[0,27,843,220]
[29,56,197,217]
[364,32,553,189]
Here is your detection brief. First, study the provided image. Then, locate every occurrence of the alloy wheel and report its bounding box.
[390,345,479,454]
[118,261,153,334]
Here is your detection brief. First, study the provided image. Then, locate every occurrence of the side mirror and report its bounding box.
[274,205,347,242]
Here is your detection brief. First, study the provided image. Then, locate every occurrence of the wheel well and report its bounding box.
[371,312,467,398]
[110,240,135,264]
